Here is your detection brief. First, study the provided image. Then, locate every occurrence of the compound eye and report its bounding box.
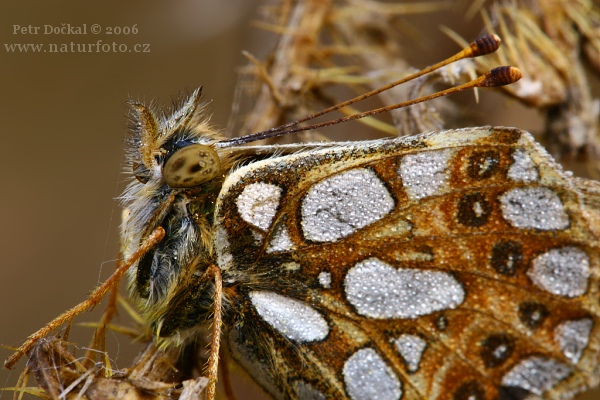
[162,144,221,188]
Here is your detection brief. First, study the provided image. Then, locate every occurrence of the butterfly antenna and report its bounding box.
[257,66,521,137]
[217,34,511,147]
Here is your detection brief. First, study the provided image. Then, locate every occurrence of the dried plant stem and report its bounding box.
[240,0,332,137]
[81,258,121,372]
[4,227,166,370]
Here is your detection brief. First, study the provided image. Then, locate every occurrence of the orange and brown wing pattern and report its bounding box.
[214,126,600,400]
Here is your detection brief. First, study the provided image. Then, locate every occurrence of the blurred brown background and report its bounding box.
[0,1,597,399]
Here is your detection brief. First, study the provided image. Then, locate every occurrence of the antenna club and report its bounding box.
[471,34,502,57]
[481,66,522,87]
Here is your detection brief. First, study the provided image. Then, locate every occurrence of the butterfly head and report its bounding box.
[121,88,232,313]
[127,87,225,188]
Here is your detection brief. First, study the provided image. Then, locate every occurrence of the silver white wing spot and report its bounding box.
[249,291,329,342]
[318,271,332,289]
[391,334,427,372]
[345,258,464,319]
[267,225,295,253]
[554,318,594,363]
[501,356,571,396]
[528,247,590,297]
[499,187,569,230]
[508,149,539,183]
[301,168,394,242]
[399,149,452,200]
[343,348,402,400]
[237,182,282,231]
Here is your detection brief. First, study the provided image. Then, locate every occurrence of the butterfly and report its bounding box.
[5,34,600,400]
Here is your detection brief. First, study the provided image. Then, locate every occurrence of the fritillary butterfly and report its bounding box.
[5,31,600,400]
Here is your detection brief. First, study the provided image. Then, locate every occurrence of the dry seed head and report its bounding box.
[475,1,600,160]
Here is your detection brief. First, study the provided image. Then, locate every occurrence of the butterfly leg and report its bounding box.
[4,227,166,369]
[204,264,223,400]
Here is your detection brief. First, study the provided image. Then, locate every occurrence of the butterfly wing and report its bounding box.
[214,126,600,400]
